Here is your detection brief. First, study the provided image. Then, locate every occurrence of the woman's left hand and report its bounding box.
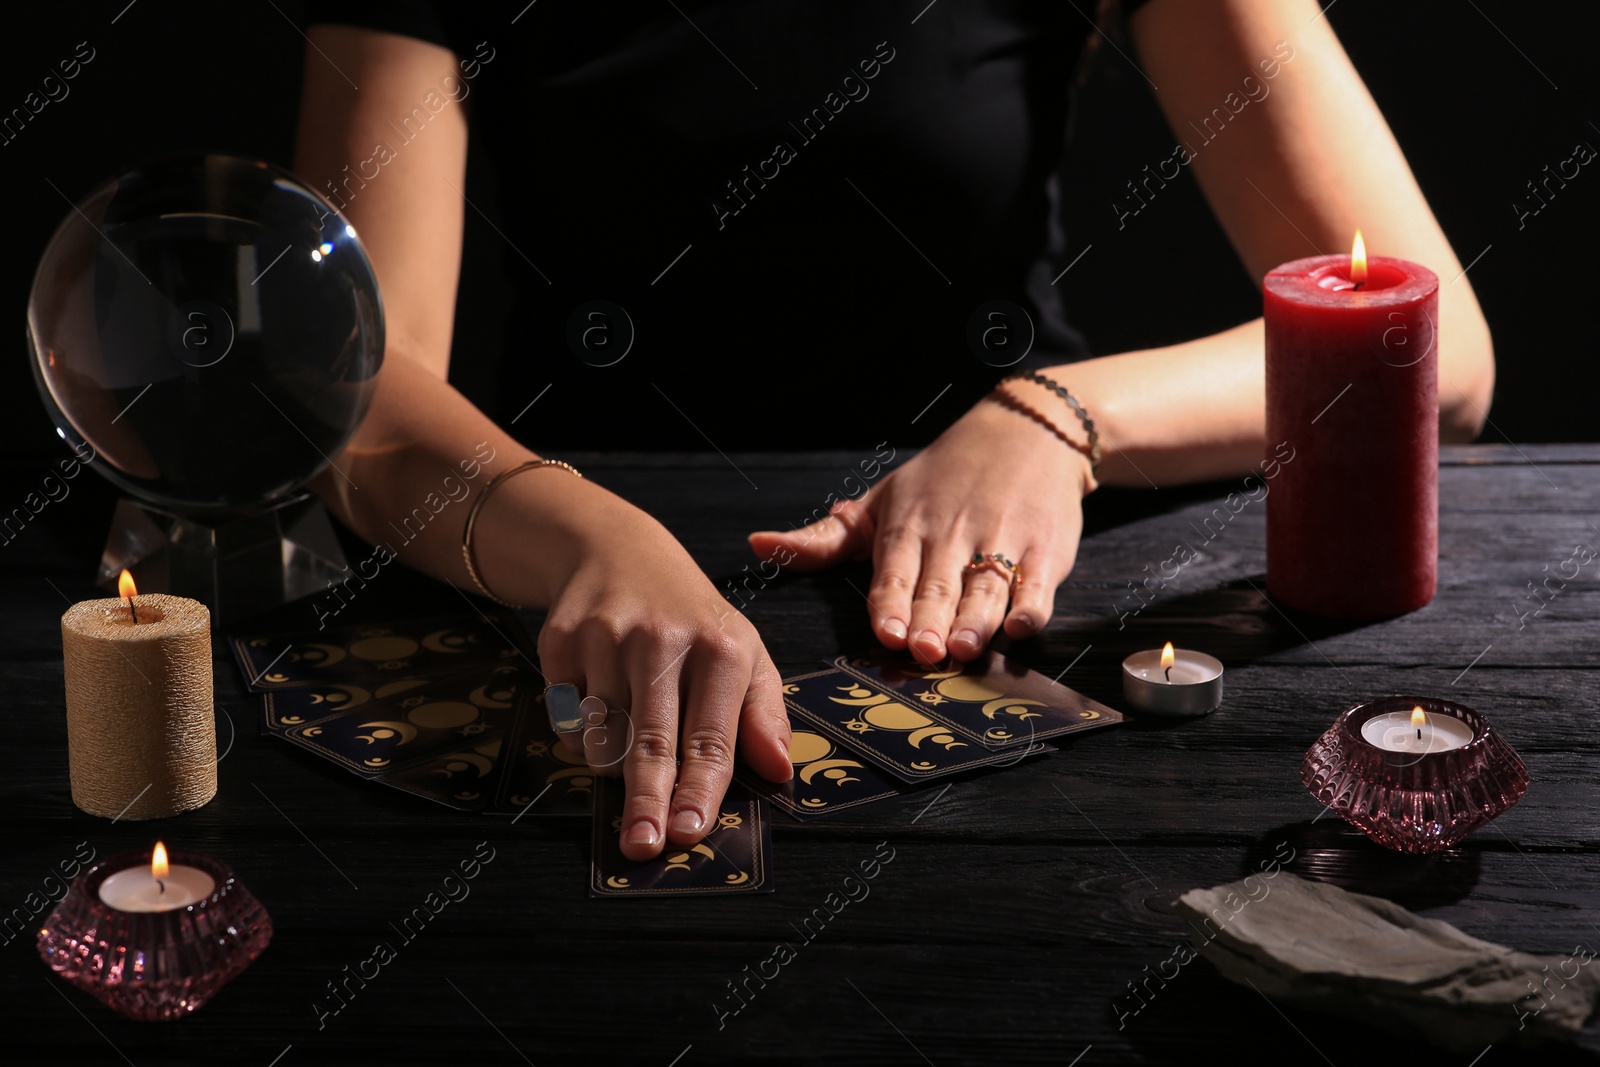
[748,390,1096,663]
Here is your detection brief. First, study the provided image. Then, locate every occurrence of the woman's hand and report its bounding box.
[748,388,1095,664]
[476,476,792,863]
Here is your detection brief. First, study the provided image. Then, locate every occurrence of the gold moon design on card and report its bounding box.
[373,679,429,700]
[606,876,631,888]
[438,751,492,777]
[421,629,478,653]
[310,686,368,708]
[349,635,419,661]
[406,701,479,730]
[469,683,515,709]
[788,731,834,765]
[934,677,1005,703]
[859,703,934,731]
[799,758,863,785]
[357,721,417,744]
[296,642,347,666]
[908,726,963,750]
[980,697,1045,720]
[726,872,750,885]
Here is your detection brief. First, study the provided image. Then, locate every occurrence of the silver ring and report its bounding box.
[545,682,584,734]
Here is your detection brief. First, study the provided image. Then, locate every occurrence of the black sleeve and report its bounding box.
[303,0,450,50]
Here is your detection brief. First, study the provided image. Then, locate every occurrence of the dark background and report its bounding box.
[1,0,1595,474]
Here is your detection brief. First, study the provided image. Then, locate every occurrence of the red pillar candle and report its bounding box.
[1263,235,1439,618]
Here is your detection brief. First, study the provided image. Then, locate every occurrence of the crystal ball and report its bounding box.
[28,154,384,516]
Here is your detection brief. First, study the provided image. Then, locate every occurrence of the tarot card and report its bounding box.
[832,650,1122,749]
[276,665,528,777]
[588,778,773,898]
[782,667,1050,783]
[735,710,918,820]
[375,738,506,812]
[231,610,534,691]
[488,689,597,817]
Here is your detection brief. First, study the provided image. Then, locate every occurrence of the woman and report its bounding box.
[294,0,1493,861]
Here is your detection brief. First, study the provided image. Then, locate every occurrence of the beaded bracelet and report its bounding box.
[1003,371,1102,471]
[461,459,583,605]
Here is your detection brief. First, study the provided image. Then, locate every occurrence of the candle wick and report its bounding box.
[1417,727,1421,740]
[127,596,138,625]
[157,878,165,894]
[1164,665,1172,682]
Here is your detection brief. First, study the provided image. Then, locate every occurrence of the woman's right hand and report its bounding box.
[475,472,792,862]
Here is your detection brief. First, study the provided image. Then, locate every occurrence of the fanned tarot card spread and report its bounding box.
[267,666,530,776]
[231,609,533,691]
[589,778,773,898]
[783,667,1052,784]
[831,649,1122,749]
[735,710,921,820]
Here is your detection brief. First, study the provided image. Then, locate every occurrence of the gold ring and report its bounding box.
[965,552,1024,589]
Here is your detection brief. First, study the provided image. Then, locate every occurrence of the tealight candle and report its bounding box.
[97,841,216,912]
[1301,695,1529,853]
[1359,705,1473,754]
[1122,642,1224,717]
[39,844,273,1021]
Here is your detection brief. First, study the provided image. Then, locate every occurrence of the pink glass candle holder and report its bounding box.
[37,848,272,1021]
[1301,696,1528,853]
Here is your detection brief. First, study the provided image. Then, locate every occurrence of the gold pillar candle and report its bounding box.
[60,582,216,820]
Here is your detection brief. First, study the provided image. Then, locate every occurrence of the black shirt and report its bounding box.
[305,1,1122,450]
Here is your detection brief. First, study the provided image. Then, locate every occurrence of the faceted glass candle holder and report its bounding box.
[37,849,272,1021]
[1300,696,1528,854]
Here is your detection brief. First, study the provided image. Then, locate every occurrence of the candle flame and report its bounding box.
[1411,706,1426,729]
[151,841,169,880]
[1350,230,1368,285]
[1160,643,1175,671]
[118,569,138,599]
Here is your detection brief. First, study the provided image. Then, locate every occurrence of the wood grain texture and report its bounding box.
[1,446,1597,1065]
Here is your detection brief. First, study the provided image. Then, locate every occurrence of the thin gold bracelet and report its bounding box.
[461,459,583,605]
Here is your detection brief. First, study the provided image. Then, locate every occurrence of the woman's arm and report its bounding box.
[1036,0,1493,487]
[752,0,1494,663]
[295,26,790,859]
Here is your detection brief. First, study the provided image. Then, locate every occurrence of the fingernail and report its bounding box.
[670,808,704,836]
[626,820,660,847]
[954,628,979,649]
[778,733,791,759]
[883,618,907,640]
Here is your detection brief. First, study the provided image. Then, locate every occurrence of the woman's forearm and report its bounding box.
[1028,299,1487,490]
[314,352,649,610]
[312,351,534,597]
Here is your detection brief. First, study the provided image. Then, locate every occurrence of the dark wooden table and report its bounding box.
[4,445,1599,1066]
